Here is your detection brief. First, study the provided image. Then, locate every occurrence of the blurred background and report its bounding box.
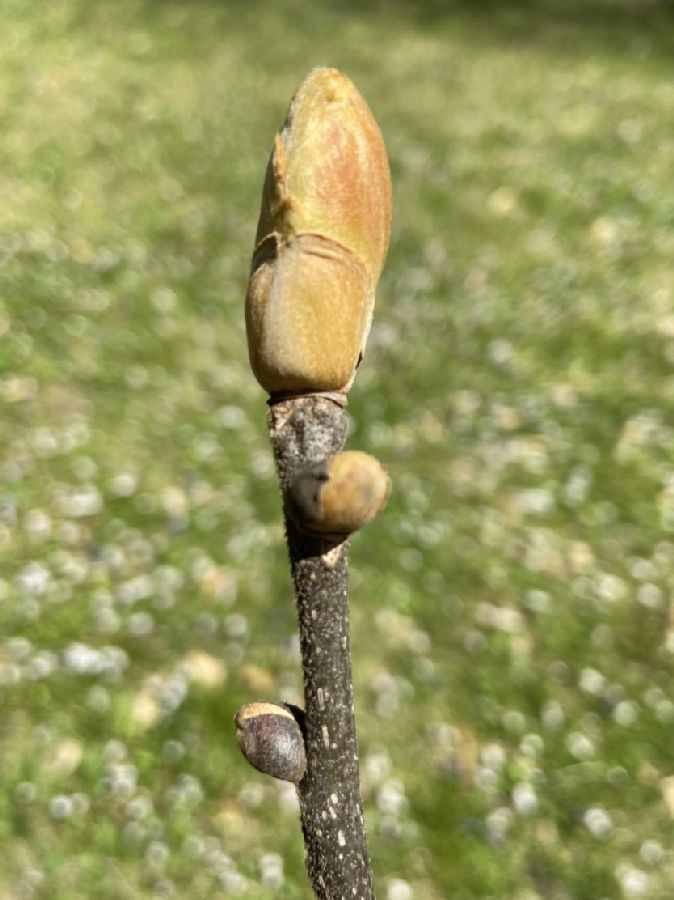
[2,0,674,897]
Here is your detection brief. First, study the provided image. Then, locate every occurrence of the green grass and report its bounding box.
[2,0,674,896]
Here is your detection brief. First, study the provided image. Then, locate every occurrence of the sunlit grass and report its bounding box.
[1,0,674,897]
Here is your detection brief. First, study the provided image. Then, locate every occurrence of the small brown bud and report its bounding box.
[246,68,392,395]
[286,450,390,538]
[235,701,307,783]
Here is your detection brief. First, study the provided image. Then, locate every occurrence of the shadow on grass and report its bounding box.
[136,0,674,60]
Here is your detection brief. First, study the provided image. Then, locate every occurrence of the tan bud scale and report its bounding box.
[287,450,390,538]
[246,68,392,395]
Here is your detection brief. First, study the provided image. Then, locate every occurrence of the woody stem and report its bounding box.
[267,394,375,900]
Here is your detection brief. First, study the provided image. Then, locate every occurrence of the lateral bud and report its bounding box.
[286,450,390,539]
[235,701,307,784]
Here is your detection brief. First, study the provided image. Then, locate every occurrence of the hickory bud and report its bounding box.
[235,701,307,784]
[286,450,390,539]
[245,68,392,396]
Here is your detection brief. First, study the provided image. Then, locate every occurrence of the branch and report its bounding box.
[269,394,373,898]
[235,67,392,899]
[237,395,389,896]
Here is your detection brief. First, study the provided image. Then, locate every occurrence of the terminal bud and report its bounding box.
[246,68,392,395]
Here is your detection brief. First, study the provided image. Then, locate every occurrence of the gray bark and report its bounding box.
[267,394,375,900]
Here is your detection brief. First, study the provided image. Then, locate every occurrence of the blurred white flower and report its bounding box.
[24,509,52,542]
[639,839,664,866]
[62,485,102,518]
[27,651,58,680]
[127,611,155,637]
[16,562,51,596]
[145,841,169,871]
[566,732,595,761]
[259,852,284,890]
[613,701,639,726]
[387,878,413,900]
[110,470,138,497]
[481,742,506,771]
[579,667,605,695]
[377,779,407,817]
[519,734,544,759]
[364,749,392,785]
[239,782,264,809]
[583,806,613,839]
[49,794,74,820]
[104,763,138,798]
[616,865,649,897]
[512,782,538,815]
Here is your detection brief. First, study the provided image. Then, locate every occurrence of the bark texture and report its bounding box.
[267,394,375,900]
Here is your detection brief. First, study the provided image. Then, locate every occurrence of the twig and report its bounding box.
[267,394,374,899]
[236,66,392,899]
